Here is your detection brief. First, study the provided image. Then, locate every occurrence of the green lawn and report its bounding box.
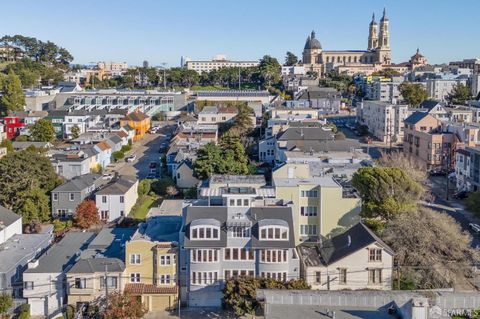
[129,195,159,220]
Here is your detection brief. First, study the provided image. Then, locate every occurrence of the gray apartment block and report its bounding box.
[182,205,299,307]
[51,174,105,218]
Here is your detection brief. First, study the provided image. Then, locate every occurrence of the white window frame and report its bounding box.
[130,253,141,265]
[259,226,289,240]
[223,248,255,261]
[160,254,172,265]
[191,271,218,285]
[224,269,255,279]
[190,225,220,240]
[260,249,288,263]
[53,193,58,201]
[191,249,219,263]
[130,273,141,283]
[69,193,75,201]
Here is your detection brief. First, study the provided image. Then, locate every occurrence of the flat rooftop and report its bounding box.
[132,216,182,242]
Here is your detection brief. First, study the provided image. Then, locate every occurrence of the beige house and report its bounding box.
[273,163,361,245]
[67,258,125,308]
[197,106,237,125]
[298,222,394,290]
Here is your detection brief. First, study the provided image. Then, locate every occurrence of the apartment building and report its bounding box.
[182,175,299,307]
[456,149,471,191]
[185,55,259,74]
[357,101,410,144]
[124,216,182,312]
[298,222,394,290]
[272,163,361,244]
[426,78,468,102]
[467,146,480,191]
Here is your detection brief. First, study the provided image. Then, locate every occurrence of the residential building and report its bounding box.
[357,101,410,144]
[120,109,151,141]
[9,111,48,126]
[272,163,361,244]
[426,78,468,102]
[51,149,97,180]
[471,74,480,98]
[1,115,25,139]
[197,106,238,125]
[0,206,22,244]
[175,160,200,190]
[0,45,24,62]
[445,106,473,123]
[467,146,480,191]
[185,54,259,74]
[124,216,182,312]
[449,58,480,74]
[23,232,95,317]
[93,140,112,168]
[0,226,53,298]
[442,122,480,147]
[298,222,394,290]
[194,90,273,105]
[46,110,68,138]
[97,61,128,74]
[12,141,53,151]
[364,76,404,103]
[417,100,449,121]
[172,123,218,145]
[291,88,342,115]
[404,112,457,171]
[51,174,105,218]
[456,149,471,191]
[95,176,138,222]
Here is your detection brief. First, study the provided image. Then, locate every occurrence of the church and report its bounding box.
[302,9,393,77]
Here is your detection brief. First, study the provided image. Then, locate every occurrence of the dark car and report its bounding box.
[453,191,469,199]
[428,170,446,176]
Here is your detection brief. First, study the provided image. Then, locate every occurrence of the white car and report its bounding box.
[102,173,114,180]
[126,155,136,162]
[469,223,480,234]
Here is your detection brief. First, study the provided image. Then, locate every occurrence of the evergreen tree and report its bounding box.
[284,51,298,66]
[1,70,25,115]
[30,118,55,142]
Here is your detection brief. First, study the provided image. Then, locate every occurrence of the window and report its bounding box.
[75,278,87,289]
[224,270,254,279]
[300,206,318,216]
[24,281,34,290]
[191,249,219,262]
[369,249,382,262]
[160,255,172,265]
[229,226,250,238]
[259,226,288,240]
[224,248,254,261]
[119,196,124,203]
[191,226,220,240]
[100,210,109,220]
[339,268,347,285]
[191,271,218,285]
[260,272,287,282]
[130,273,140,283]
[315,271,321,284]
[260,249,288,263]
[69,193,75,201]
[300,224,317,236]
[100,276,118,289]
[53,193,58,201]
[102,196,107,203]
[300,190,318,198]
[130,254,141,264]
[369,269,382,284]
[159,274,171,285]
[229,199,235,206]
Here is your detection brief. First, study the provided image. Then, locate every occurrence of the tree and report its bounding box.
[193,142,223,180]
[137,179,151,197]
[75,200,100,229]
[112,151,125,161]
[29,118,55,142]
[103,292,147,319]
[371,68,401,77]
[0,293,13,316]
[399,82,428,107]
[16,186,50,223]
[258,55,281,88]
[70,124,80,139]
[335,132,346,140]
[0,70,25,115]
[0,139,13,153]
[151,178,176,196]
[447,83,471,105]
[165,185,179,198]
[352,167,424,221]
[465,192,480,218]
[223,277,310,316]
[378,150,427,185]
[231,104,254,134]
[284,51,298,66]
[382,208,478,289]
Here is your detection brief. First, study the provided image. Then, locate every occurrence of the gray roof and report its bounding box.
[96,177,137,195]
[0,205,21,228]
[148,199,189,218]
[52,174,102,193]
[419,100,442,110]
[108,134,122,145]
[299,223,394,267]
[297,89,340,100]
[132,216,182,242]
[209,174,266,186]
[277,127,334,141]
[304,31,322,50]
[12,141,52,150]
[68,257,125,274]
[25,232,95,273]
[285,139,362,153]
[82,227,136,260]
[199,106,218,114]
[404,111,429,125]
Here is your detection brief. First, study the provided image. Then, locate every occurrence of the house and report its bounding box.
[466,146,480,191]
[2,115,25,139]
[197,106,237,125]
[95,177,138,222]
[51,174,105,218]
[12,141,53,151]
[120,109,151,142]
[417,100,448,121]
[298,222,394,290]
[10,111,49,126]
[0,226,53,298]
[51,149,97,180]
[456,149,471,191]
[445,106,474,123]
[66,258,126,310]
[273,163,361,244]
[292,88,342,115]
[23,232,96,317]
[46,110,68,138]
[106,134,123,152]
[124,216,182,312]
[0,205,22,244]
[403,112,457,171]
[175,160,200,190]
[93,141,112,169]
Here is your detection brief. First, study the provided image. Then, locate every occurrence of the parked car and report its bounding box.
[102,173,114,180]
[126,155,136,162]
[149,162,158,169]
[429,170,446,176]
[453,191,469,199]
[469,223,480,234]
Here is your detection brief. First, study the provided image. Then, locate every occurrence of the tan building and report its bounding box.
[124,216,182,312]
[404,112,457,171]
[298,223,394,291]
[273,163,361,245]
[97,61,128,73]
[197,106,237,125]
[186,54,259,74]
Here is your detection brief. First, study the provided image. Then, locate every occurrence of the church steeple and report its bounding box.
[368,12,378,50]
[381,7,388,21]
[379,7,390,49]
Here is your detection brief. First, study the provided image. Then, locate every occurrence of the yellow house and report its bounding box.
[273,163,361,245]
[124,216,182,312]
[120,109,151,142]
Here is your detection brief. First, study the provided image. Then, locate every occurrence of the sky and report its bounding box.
[1,0,479,67]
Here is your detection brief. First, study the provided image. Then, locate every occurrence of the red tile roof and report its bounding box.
[124,283,178,295]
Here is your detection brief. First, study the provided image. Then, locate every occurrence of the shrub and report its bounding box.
[18,304,30,319]
[138,179,152,197]
[112,151,125,161]
[151,178,175,196]
[121,144,132,153]
[0,293,13,315]
[52,219,72,235]
[66,304,74,319]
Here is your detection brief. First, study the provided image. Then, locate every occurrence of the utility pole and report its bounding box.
[445,147,450,201]
[104,263,109,309]
[161,62,168,90]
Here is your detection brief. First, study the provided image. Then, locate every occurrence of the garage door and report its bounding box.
[189,289,221,307]
[150,295,172,311]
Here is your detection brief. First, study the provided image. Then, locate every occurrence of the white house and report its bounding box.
[95,177,138,222]
[0,205,22,244]
[298,222,394,291]
[456,149,471,191]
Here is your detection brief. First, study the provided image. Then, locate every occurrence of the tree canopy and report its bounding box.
[352,167,424,221]
[284,51,298,66]
[103,292,147,319]
[29,118,55,142]
[447,83,471,105]
[371,68,401,77]
[399,82,428,107]
[75,200,100,229]
[0,70,25,115]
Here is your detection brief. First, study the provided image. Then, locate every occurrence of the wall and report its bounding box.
[0,217,22,244]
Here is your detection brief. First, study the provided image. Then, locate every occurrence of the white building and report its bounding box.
[97,61,129,75]
[186,54,259,74]
[365,76,404,103]
[357,101,411,144]
[298,222,394,291]
[0,206,22,244]
[471,74,480,98]
[426,78,468,102]
[95,177,138,222]
[456,149,471,191]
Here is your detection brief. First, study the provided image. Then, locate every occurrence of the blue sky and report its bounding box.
[1,0,478,67]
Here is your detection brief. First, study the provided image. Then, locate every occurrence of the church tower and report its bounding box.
[377,8,391,64]
[367,13,378,51]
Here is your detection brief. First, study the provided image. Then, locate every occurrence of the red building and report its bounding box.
[2,116,25,139]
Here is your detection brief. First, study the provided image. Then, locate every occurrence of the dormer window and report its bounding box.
[190,219,221,240]
[259,226,288,240]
